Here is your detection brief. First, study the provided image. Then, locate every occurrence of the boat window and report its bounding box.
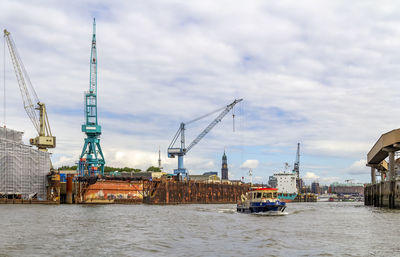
[284,193,288,197]
[262,193,268,198]
[273,193,277,198]
[267,193,272,198]
[256,192,262,198]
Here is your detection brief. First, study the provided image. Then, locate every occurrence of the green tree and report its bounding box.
[146,166,161,172]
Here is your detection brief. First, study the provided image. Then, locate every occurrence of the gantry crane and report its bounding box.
[79,18,105,176]
[4,29,55,151]
[168,99,242,179]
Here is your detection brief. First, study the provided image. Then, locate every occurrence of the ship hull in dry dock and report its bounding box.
[67,178,249,204]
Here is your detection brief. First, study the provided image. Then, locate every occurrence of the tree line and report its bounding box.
[58,165,162,173]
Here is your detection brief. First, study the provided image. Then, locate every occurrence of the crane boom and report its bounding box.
[186,99,242,152]
[168,98,242,178]
[4,29,55,151]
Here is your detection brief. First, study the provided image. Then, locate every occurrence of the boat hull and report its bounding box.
[237,202,286,213]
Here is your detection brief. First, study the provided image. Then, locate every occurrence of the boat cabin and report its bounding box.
[248,188,278,202]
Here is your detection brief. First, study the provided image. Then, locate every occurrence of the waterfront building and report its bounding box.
[311,181,320,194]
[329,182,364,195]
[221,151,228,180]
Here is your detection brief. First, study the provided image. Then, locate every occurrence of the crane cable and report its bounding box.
[232,105,235,132]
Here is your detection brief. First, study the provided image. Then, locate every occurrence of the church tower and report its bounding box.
[221,151,228,180]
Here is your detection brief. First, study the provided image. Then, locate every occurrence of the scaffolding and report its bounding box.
[0,127,50,200]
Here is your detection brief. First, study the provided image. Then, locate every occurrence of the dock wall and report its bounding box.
[365,180,400,208]
[143,180,249,204]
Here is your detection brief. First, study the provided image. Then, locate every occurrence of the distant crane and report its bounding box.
[158,147,163,170]
[79,18,105,176]
[3,29,56,151]
[168,99,242,179]
[292,143,300,178]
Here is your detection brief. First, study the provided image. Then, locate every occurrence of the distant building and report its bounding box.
[297,178,304,193]
[203,171,218,176]
[321,185,329,194]
[329,182,364,195]
[190,174,220,183]
[221,151,228,180]
[268,176,277,188]
[311,181,320,194]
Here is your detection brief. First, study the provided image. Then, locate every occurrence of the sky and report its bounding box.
[1,0,400,185]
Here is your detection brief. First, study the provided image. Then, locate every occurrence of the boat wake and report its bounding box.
[218,208,236,214]
[252,211,288,216]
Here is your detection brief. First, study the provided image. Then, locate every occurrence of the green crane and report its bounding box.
[79,18,105,176]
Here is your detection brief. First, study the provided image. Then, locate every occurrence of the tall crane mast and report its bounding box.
[3,29,55,151]
[79,18,105,176]
[292,142,300,178]
[168,99,242,179]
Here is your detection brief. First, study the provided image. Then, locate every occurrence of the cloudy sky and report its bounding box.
[1,1,400,185]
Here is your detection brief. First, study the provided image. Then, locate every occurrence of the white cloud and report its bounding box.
[240,160,259,169]
[319,177,340,185]
[347,159,368,175]
[303,172,320,181]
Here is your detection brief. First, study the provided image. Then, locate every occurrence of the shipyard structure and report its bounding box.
[365,128,400,209]
[0,128,51,201]
[0,21,249,205]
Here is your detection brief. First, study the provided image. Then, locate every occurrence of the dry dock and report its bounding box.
[56,177,249,205]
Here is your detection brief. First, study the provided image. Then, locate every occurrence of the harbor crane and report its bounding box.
[168,99,242,179]
[4,29,55,151]
[292,142,300,178]
[78,18,105,176]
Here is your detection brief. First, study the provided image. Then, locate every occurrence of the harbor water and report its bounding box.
[0,202,399,256]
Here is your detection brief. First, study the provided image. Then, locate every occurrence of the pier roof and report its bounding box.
[367,128,400,165]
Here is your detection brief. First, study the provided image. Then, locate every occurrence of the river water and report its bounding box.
[0,202,399,256]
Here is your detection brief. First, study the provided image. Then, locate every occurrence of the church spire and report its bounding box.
[221,150,228,180]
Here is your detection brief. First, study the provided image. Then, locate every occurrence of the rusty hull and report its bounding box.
[80,180,143,204]
[143,180,249,204]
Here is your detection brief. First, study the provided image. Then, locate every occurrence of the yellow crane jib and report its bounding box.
[3,29,55,151]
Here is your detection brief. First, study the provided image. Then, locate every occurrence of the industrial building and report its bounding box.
[329,182,364,195]
[0,127,50,200]
[190,173,221,183]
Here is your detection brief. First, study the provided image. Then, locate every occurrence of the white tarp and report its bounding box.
[0,128,50,200]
